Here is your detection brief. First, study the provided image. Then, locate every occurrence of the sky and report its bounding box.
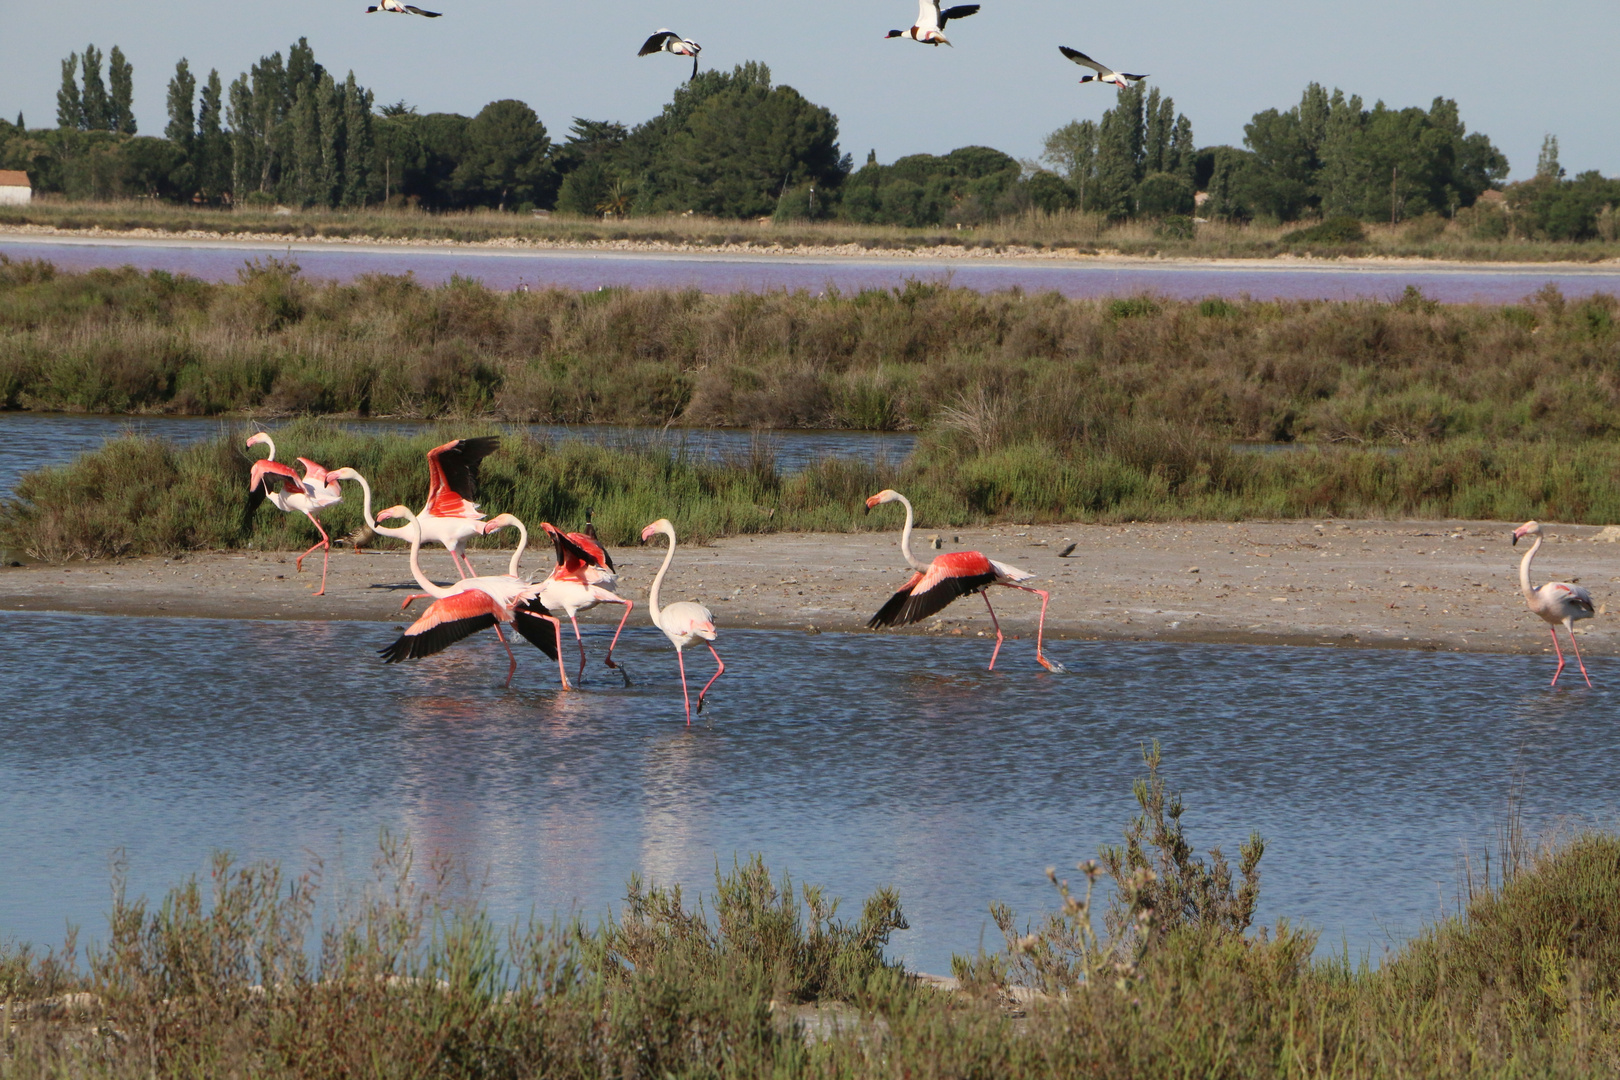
[2,0,1618,181]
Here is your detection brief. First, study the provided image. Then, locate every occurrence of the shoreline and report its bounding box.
[4,518,1615,657]
[5,224,1620,273]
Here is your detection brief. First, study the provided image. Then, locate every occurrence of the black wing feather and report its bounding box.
[513,603,561,659]
[940,4,980,23]
[867,571,997,629]
[639,31,677,56]
[551,528,610,572]
[379,613,497,664]
[437,436,501,501]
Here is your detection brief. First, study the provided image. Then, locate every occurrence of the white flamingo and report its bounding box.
[1513,520,1597,688]
[638,30,702,80]
[534,522,634,685]
[641,518,724,723]
[886,0,980,46]
[1058,46,1147,89]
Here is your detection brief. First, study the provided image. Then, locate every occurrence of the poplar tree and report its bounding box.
[108,46,136,134]
[165,59,197,152]
[292,81,322,204]
[342,72,374,207]
[80,45,109,131]
[316,70,344,206]
[197,70,229,201]
[227,73,258,198]
[57,53,82,129]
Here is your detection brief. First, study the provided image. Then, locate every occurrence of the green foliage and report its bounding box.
[1281,215,1366,245]
[455,99,553,211]
[840,145,1021,227]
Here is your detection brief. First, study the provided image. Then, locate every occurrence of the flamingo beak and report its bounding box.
[1512,533,1520,546]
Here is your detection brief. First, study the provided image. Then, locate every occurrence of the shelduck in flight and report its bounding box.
[1058,46,1146,89]
[366,0,442,16]
[887,1,980,46]
[639,30,702,80]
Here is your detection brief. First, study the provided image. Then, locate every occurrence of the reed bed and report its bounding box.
[7,419,1620,561]
[4,260,1620,448]
[4,748,1619,1078]
[8,199,1620,261]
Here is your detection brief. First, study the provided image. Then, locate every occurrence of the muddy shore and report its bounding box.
[3,519,1615,658]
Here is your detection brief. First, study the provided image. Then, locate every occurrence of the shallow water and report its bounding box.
[1,609,1612,972]
[0,412,914,498]
[4,235,1619,303]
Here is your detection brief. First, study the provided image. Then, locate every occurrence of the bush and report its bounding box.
[1281,215,1367,245]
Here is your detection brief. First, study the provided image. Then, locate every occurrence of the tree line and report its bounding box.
[3,41,1619,238]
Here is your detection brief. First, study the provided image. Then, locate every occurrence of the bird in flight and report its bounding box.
[887,0,981,46]
[1058,46,1146,88]
[366,0,442,16]
[639,30,702,80]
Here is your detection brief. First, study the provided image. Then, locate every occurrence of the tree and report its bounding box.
[1092,83,1145,218]
[80,45,109,132]
[456,99,552,210]
[57,53,82,130]
[108,46,135,134]
[1536,135,1563,180]
[341,72,373,207]
[315,70,344,207]
[165,59,197,152]
[1041,119,1097,208]
[197,70,229,201]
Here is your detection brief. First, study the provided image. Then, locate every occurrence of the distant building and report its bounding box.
[0,170,31,206]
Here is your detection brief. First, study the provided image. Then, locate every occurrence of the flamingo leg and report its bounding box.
[545,614,572,691]
[299,513,332,596]
[570,614,587,684]
[499,623,517,688]
[1548,626,1566,687]
[695,643,724,716]
[1566,623,1593,688]
[1005,584,1065,673]
[677,647,693,725]
[603,600,634,678]
[401,593,429,612]
[982,591,1005,671]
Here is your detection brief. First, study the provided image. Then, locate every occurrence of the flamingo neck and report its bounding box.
[352,473,376,527]
[403,512,451,599]
[648,528,676,626]
[260,436,277,462]
[1519,534,1541,603]
[894,494,928,571]
[505,520,528,579]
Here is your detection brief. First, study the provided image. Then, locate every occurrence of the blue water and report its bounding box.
[4,234,1619,303]
[1,609,1612,973]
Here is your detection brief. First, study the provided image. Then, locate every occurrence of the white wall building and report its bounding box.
[0,170,32,206]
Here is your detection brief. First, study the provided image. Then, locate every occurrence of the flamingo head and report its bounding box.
[483,514,520,535]
[245,432,272,451]
[376,504,413,524]
[865,489,902,513]
[328,467,361,482]
[641,518,674,543]
[1512,520,1542,546]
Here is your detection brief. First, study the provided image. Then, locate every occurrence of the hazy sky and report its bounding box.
[3,1,1617,181]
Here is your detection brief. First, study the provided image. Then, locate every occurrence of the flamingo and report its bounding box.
[641,518,724,724]
[366,0,442,16]
[410,436,502,578]
[245,432,345,596]
[378,506,567,689]
[534,522,634,684]
[1513,520,1596,688]
[638,30,701,80]
[886,1,980,46]
[864,489,1062,672]
[1058,46,1147,89]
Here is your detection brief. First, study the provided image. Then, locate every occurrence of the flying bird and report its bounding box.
[533,521,634,685]
[1512,520,1597,688]
[887,0,980,45]
[1058,46,1146,89]
[865,489,1062,672]
[639,30,702,80]
[366,0,442,16]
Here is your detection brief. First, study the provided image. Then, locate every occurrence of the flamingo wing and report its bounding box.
[249,458,308,498]
[379,589,501,663]
[869,551,998,628]
[425,436,500,518]
[512,601,563,659]
[1548,582,1596,614]
[544,523,613,575]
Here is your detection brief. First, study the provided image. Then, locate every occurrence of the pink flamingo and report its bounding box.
[642,518,724,723]
[380,505,567,688]
[535,522,634,684]
[865,489,1063,672]
[245,432,344,596]
[1513,520,1596,688]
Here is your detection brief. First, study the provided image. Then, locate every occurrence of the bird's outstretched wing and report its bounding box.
[380,591,501,663]
[868,566,999,628]
[940,4,980,26]
[402,4,441,14]
[639,30,679,55]
[425,436,499,516]
[1058,46,1109,75]
[512,602,562,659]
